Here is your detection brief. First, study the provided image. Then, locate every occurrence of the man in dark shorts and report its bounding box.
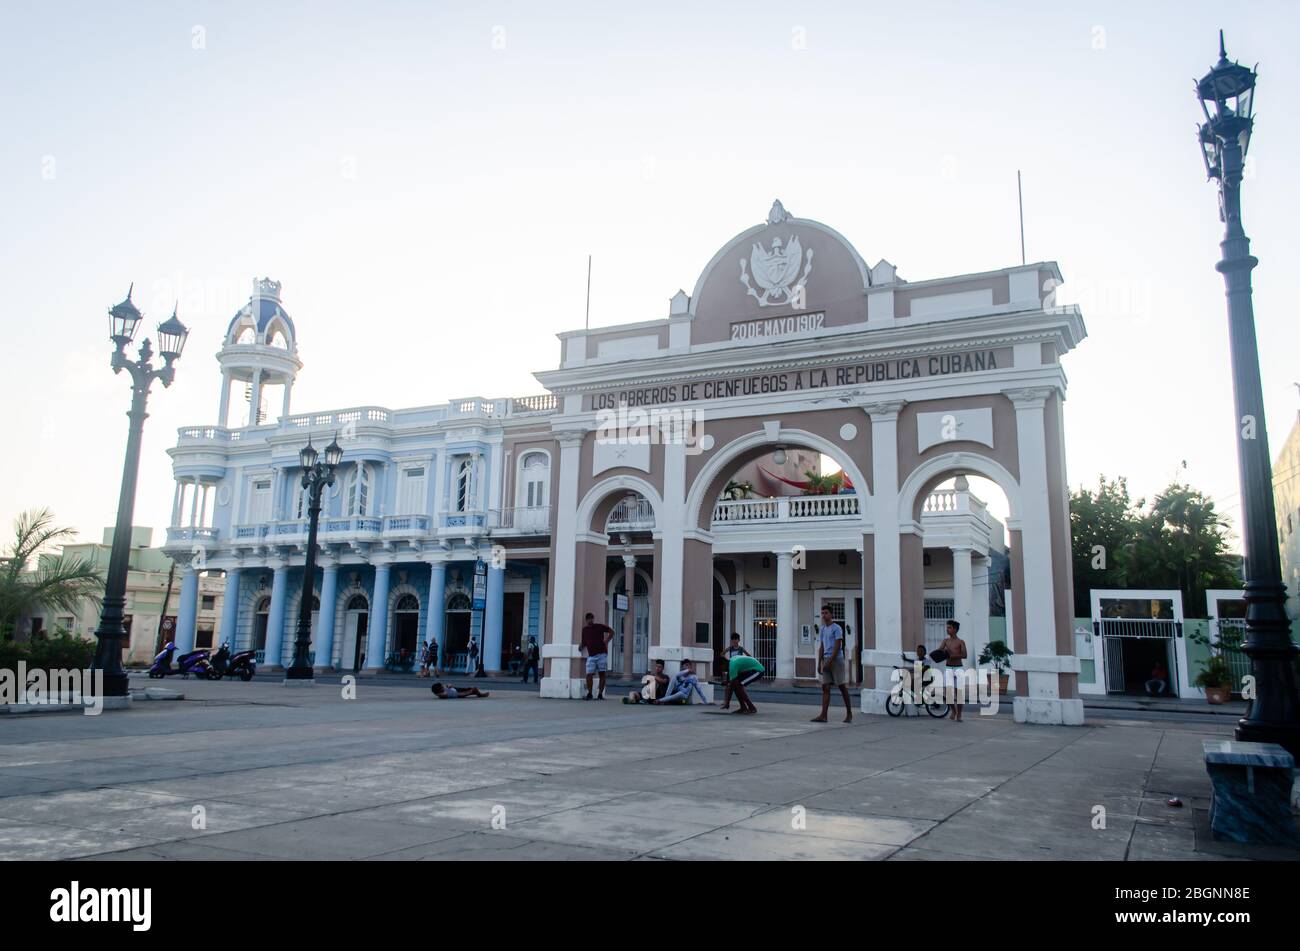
[727,654,764,715]
[522,637,540,684]
[579,611,616,700]
[431,682,489,699]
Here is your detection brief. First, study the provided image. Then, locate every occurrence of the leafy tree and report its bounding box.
[0,509,103,641]
[1069,478,1240,618]
[1069,476,1142,615]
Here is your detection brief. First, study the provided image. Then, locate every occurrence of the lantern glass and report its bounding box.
[299,440,319,471]
[323,436,344,469]
[109,290,142,344]
[772,446,787,466]
[156,310,189,360]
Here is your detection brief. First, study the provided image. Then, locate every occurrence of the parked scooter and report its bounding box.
[206,642,257,681]
[147,642,212,679]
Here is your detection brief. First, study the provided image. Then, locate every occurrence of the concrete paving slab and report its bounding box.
[645,826,896,861]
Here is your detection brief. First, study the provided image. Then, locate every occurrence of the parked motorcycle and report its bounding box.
[206,642,257,681]
[147,642,212,679]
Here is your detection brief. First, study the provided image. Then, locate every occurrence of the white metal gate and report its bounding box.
[1207,589,1249,696]
[923,598,954,655]
[752,598,778,681]
[1088,589,1190,698]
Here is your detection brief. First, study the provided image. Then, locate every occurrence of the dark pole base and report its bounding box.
[284,665,315,681]
[1235,721,1300,761]
[99,671,130,698]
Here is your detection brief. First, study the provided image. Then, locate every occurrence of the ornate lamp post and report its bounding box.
[1196,33,1300,756]
[91,287,189,697]
[285,434,344,681]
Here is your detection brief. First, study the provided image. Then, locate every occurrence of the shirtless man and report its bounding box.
[431,682,490,699]
[939,620,968,721]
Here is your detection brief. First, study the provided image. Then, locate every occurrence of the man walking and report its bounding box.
[811,605,853,723]
[579,611,616,700]
[522,637,540,684]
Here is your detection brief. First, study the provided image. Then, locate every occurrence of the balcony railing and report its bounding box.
[490,506,552,533]
[606,497,656,531]
[383,515,432,537]
[165,526,219,544]
[713,495,861,524]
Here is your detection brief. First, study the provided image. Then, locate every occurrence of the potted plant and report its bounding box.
[977,640,1014,694]
[1194,655,1234,704]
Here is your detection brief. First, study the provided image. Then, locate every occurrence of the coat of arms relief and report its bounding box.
[739,200,814,307]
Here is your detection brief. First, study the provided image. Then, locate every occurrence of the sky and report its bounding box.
[1,0,1297,552]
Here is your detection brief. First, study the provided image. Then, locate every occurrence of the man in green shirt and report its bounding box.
[727,653,765,715]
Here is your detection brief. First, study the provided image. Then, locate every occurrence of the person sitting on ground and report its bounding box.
[652,659,710,705]
[726,653,765,715]
[718,632,750,709]
[624,660,670,704]
[431,681,489,699]
[1145,661,1168,696]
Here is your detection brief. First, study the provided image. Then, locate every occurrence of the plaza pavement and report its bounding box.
[0,677,1291,861]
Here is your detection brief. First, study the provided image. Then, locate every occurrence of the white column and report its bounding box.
[971,553,991,664]
[863,401,905,713]
[952,545,973,657]
[248,369,263,426]
[776,549,795,681]
[171,482,182,527]
[188,477,201,528]
[1007,387,1082,725]
[656,440,687,651]
[217,370,231,427]
[281,377,293,420]
[541,431,585,698]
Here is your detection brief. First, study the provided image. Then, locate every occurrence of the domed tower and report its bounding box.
[216,277,303,427]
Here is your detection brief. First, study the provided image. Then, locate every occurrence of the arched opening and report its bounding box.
[444,591,472,671]
[341,593,369,672]
[898,456,1022,694]
[693,431,869,684]
[606,567,651,674]
[393,593,420,663]
[253,596,271,658]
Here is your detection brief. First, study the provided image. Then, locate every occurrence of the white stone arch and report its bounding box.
[384,582,422,655]
[262,315,293,349]
[332,581,370,667]
[283,583,322,666]
[605,565,654,598]
[712,568,731,595]
[685,426,873,532]
[688,216,872,314]
[576,474,665,535]
[896,451,1022,527]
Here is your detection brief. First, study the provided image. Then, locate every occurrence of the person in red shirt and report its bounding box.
[580,612,616,700]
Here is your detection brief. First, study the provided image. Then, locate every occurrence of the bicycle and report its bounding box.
[885,664,950,718]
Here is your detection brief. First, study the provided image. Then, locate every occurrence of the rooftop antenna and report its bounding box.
[1017,170,1026,266]
[585,254,592,330]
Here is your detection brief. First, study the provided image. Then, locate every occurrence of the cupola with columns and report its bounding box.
[216,277,303,427]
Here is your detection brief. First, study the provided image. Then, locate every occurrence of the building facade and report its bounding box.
[165,201,1086,723]
[29,527,224,666]
[1275,411,1300,621]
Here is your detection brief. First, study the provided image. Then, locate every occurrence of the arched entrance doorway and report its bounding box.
[253,596,271,662]
[393,593,420,664]
[341,594,369,673]
[445,591,472,671]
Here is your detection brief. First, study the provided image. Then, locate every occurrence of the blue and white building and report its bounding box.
[164,278,554,674]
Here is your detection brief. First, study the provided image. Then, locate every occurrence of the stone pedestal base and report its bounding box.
[859,688,892,715]
[540,677,587,699]
[281,679,318,688]
[1013,697,1085,725]
[1204,740,1300,845]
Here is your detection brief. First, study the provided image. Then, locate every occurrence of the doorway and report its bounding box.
[502,592,525,672]
[394,594,420,663]
[342,594,369,672]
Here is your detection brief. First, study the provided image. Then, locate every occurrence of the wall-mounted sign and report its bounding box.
[587,347,1010,411]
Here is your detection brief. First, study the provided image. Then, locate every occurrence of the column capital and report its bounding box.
[863,400,907,420]
[775,548,793,563]
[622,553,637,568]
[554,428,588,448]
[1002,386,1053,409]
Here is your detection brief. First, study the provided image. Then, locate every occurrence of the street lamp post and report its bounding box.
[285,435,344,681]
[91,287,189,697]
[1195,32,1300,757]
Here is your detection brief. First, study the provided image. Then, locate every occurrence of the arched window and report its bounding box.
[455,457,474,512]
[346,464,371,516]
[517,452,550,509]
[395,594,419,611]
[346,594,369,611]
[254,596,271,652]
[445,591,471,611]
[234,325,256,345]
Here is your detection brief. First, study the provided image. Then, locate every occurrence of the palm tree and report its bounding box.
[0,509,103,641]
